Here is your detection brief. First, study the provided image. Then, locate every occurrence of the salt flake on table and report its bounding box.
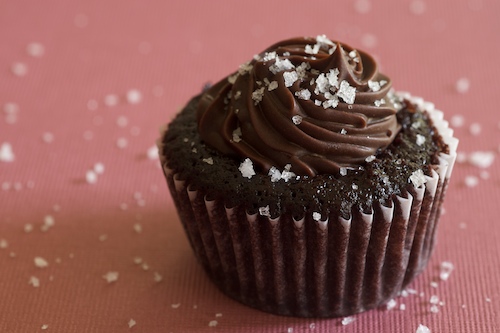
[171,303,181,309]
[386,299,397,310]
[26,42,45,57]
[341,316,356,326]
[34,257,49,268]
[86,170,98,184]
[0,239,8,249]
[103,271,119,283]
[455,78,470,93]
[147,145,159,160]
[29,276,40,287]
[104,94,119,107]
[416,324,431,333]
[116,137,128,149]
[41,324,48,330]
[469,123,481,136]
[11,62,28,77]
[42,132,54,143]
[468,151,495,168]
[439,261,454,281]
[450,115,465,128]
[126,89,142,104]
[208,320,218,327]
[0,142,15,162]
[153,272,163,282]
[464,175,479,187]
[128,319,136,328]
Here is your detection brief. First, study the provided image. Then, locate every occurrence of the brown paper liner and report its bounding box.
[158,94,458,317]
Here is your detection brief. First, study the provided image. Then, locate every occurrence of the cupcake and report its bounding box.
[158,35,458,317]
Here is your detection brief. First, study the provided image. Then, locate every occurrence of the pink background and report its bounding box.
[1,0,499,332]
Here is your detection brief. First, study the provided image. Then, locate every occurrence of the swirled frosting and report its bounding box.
[197,35,401,177]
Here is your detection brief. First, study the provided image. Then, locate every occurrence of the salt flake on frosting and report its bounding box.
[295,89,311,100]
[283,71,299,87]
[409,169,427,188]
[292,115,303,125]
[239,158,256,179]
[336,80,356,104]
[252,87,265,104]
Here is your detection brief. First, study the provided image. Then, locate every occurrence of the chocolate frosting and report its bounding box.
[197,35,401,176]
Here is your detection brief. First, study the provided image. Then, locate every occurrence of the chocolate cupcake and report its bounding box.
[158,35,458,317]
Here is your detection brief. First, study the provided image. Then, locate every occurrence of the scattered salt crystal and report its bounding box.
[416,324,431,333]
[312,212,321,221]
[11,62,28,76]
[116,137,128,149]
[128,319,136,328]
[416,134,426,146]
[208,320,218,327]
[409,0,427,15]
[0,142,15,162]
[430,295,439,305]
[430,281,438,288]
[215,313,223,318]
[268,167,282,182]
[29,276,40,287]
[147,145,159,160]
[41,324,48,330]
[399,304,406,310]
[287,328,293,333]
[26,42,45,57]
[292,115,303,125]
[450,115,465,128]
[154,272,163,282]
[354,0,372,13]
[133,223,142,233]
[468,151,495,168]
[93,163,105,174]
[117,116,128,127]
[24,224,34,233]
[14,182,22,191]
[283,71,299,88]
[87,99,98,110]
[486,297,491,303]
[103,271,119,283]
[480,170,490,179]
[86,170,98,184]
[456,152,467,164]
[430,305,439,313]
[141,262,149,271]
[259,206,270,217]
[295,89,311,100]
[268,81,278,91]
[203,157,214,165]
[365,155,376,162]
[171,303,181,309]
[340,128,347,135]
[232,127,242,142]
[0,239,8,249]
[439,261,454,281]
[455,78,470,93]
[127,89,142,104]
[42,132,54,143]
[239,158,256,179]
[339,167,347,176]
[99,234,108,242]
[469,123,481,135]
[336,80,356,104]
[309,323,316,329]
[104,94,119,107]
[464,175,479,187]
[409,169,427,188]
[361,33,377,48]
[34,257,49,268]
[341,316,356,326]
[386,299,397,310]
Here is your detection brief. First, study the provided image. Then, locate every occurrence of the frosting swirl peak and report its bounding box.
[197,35,401,177]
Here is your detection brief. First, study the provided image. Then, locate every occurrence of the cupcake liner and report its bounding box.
[158,94,458,317]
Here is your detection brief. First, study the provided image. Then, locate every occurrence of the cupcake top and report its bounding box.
[197,35,401,176]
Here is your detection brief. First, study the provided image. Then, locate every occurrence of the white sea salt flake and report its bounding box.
[450,115,465,128]
[231,127,242,143]
[386,299,397,310]
[361,33,377,48]
[29,276,40,287]
[340,167,347,176]
[103,271,119,283]
[259,206,270,217]
[154,272,163,282]
[269,57,294,74]
[336,80,356,104]
[295,89,311,100]
[281,164,296,182]
[267,81,278,91]
[312,212,321,221]
[340,128,347,135]
[464,175,479,187]
[416,134,426,146]
[133,223,142,234]
[468,151,494,168]
[0,142,15,162]
[439,261,454,281]
[305,44,320,55]
[341,316,356,326]
[34,257,49,268]
[26,42,45,57]
[42,132,54,143]
[94,162,105,174]
[430,295,439,305]
[11,62,28,76]
[430,304,439,313]
[24,223,34,233]
[86,170,98,184]
[126,89,142,104]
[283,71,299,87]
[469,123,481,135]
[0,239,8,249]
[41,324,48,330]
[128,319,136,328]
[292,115,303,125]
[368,80,381,92]
[400,304,406,310]
[409,169,427,188]
[374,99,385,107]
[43,215,55,229]
[239,158,256,179]
[314,99,322,106]
[252,87,265,104]
[410,0,427,15]
[145,146,158,160]
[171,303,181,309]
[365,155,376,162]
[208,320,218,327]
[416,324,431,333]
[455,78,470,93]
[263,51,277,62]
[104,94,119,107]
[430,281,438,288]
[203,157,214,165]
[268,167,282,182]
[322,97,339,109]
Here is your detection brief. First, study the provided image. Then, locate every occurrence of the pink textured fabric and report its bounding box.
[1,1,499,332]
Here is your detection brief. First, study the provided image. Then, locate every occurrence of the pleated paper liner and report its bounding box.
[158,94,458,317]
